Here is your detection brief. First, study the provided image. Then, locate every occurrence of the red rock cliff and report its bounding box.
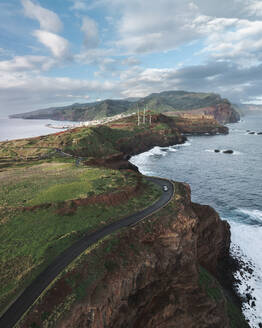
[19,181,248,328]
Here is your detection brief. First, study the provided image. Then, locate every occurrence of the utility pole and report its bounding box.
[137,106,140,126]
[143,107,146,124]
[149,114,152,125]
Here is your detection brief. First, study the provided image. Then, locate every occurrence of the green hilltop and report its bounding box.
[10,90,233,122]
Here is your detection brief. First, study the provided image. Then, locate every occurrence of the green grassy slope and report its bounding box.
[10,90,232,121]
[0,114,179,163]
[0,161,161,313]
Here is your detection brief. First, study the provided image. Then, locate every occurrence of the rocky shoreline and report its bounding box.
[1,112,249,327]
[18,181,249,328]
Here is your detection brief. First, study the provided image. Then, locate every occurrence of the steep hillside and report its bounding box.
[17,182,248,328]
[0,114,247,328]
[0,114,227,170]
[10,90,240,124]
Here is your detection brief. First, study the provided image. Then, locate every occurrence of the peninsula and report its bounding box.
[9,90,240,124]
[0,112,248,328]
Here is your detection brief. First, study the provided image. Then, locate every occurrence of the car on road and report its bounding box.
[163,185,168,192]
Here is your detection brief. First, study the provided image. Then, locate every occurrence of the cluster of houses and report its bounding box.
[46,112,136,130]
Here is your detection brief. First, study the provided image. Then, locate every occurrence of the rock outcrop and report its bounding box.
[177,102,240,124]
[212,102,240,123]
[19,182,248,328]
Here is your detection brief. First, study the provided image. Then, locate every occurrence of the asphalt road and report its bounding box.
[0,177,174,328]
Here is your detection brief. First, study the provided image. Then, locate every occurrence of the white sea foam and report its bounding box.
[149,146,168,157]
[168,146,178,152]
[237,208,262,223]
[229,219,262,327]
[180,140,192,147]
[172,140,192,148]
[129,146,167,169]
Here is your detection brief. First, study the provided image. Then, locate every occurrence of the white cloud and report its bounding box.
[198,18,262,65]
[113,0,200,54]
[122,57,140,66]
[118,60,262,103]
[81,16,99,49]
[21,0,62,33]
[248,1,262,16]
[33,30,71,59]
[70,0,88,11]
[0,71,119,114]
[100,0,262,69]
[0,55,55,72]
[62,94,90,100]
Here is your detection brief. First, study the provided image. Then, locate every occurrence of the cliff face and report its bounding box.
[200,103,240,123]
[213,103,240,123]
[175,103,240,124]
[57,183,232,328]
[10,90,239,124]
[19,181,248,328]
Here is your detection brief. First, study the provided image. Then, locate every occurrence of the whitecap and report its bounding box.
[168,147,178,152]
[228,220,262,327]
[237,208,262,223]
[232,150,242,155]
[173,140,192,148]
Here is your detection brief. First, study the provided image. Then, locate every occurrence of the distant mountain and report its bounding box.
[10,90,240,123]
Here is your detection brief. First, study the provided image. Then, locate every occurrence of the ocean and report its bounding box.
[1,115,261,326]
[130,113,262,327]
[0,118,73,141]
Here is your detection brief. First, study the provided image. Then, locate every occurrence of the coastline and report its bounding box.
[0,113,249,327]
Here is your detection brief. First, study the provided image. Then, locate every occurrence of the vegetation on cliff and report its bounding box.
[0,113,226,168]
[10,90,240,124]
[0,161,161,314]
[16,181,248,328]
[0,113,245,327]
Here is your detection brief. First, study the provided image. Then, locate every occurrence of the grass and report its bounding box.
[0,114,176,162]
[198,266,222,303]
[0,161,161,313]
[17,188,179,328]
[0,162,132,207]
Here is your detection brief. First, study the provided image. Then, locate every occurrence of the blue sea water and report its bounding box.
[130,114,262,327]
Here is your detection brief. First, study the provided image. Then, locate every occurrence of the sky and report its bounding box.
[1,0,262,116]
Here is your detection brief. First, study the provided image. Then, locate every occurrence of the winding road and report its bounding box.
[0,177,174,328]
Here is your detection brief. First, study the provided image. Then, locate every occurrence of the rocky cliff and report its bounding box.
[10,90,240,124]
[170,102,240,124]
[18,182,248,328]
[204,103,240,124]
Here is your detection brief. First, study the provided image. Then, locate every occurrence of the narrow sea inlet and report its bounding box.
[130,114,262,327]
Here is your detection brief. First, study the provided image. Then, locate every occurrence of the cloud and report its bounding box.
[101,0,262,66]
[197,17,262,66]
[70,0,88,11]
[81,16,99,49]
[248,1,262,17]
[33,30,71,59]
[0,71,119,114]
[0,55,55,72]
[21,0,62,33]
[119,60,262,103]
[113,0,200,54]
[122,57,140,66]
[63,94,90,100]
[3,59,262,115]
